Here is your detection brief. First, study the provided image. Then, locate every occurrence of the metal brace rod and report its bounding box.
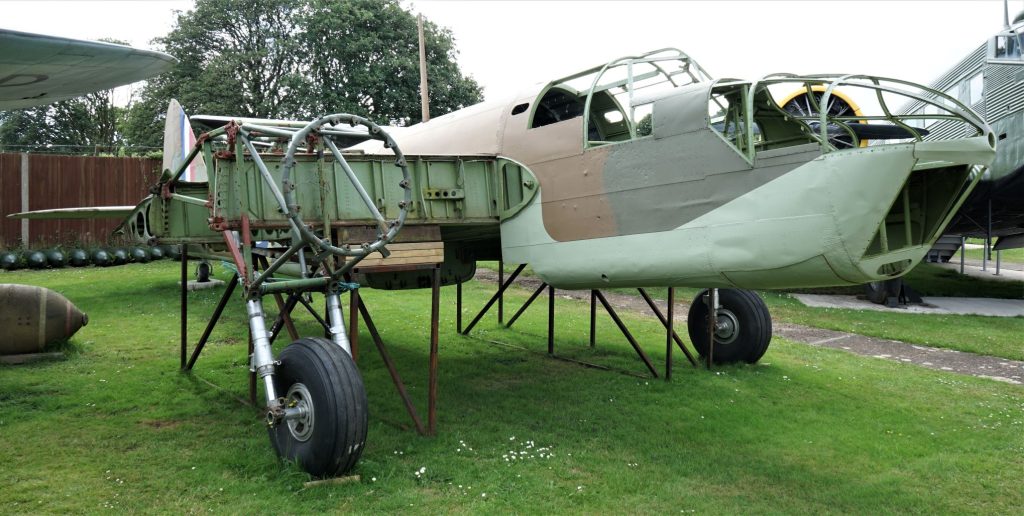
[593,290,659,378]
[268,293,302,344]
[666,287,674,381]
[180,245,188,369]
[505,282,548,328]
[356,298,427,435]
[461,263,527,334]
[184,274,240,371]
[636,288,698,367]
[296,295,331,332]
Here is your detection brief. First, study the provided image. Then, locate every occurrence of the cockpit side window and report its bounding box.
[708,83,819,157]
[708,87,753,155]
[532,89,584,128]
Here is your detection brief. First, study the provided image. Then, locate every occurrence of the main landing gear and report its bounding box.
[687,288,772,364]
[269,337,368,477]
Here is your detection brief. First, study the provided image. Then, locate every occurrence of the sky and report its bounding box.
[1,0,1020,103]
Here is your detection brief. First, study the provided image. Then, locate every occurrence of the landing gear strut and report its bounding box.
[687,288,772,364]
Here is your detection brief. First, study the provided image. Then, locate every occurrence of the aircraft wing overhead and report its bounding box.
[0,28,176,110]
[6,206,136,220]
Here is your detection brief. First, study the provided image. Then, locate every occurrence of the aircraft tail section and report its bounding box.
[163,99,208,182]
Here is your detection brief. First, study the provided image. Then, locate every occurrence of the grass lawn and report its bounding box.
[1,262,1023,513]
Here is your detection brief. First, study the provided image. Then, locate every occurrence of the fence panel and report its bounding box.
[0,153,162,248]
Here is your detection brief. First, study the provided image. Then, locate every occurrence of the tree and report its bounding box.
[0,90,124,154]
[0,38,130,155]
[297,0,482,125]
[122,0,482,147]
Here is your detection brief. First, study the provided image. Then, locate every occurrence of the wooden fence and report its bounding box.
[0,153,162,248]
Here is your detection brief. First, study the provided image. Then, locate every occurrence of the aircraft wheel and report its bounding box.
[864,278,901,305]
[687,289,772,364]
[268,337,368,478]
[196,261,212,282]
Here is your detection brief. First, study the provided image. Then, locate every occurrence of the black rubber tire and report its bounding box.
[864,278,902,305]
[687,288,772,364]
[196,261,212,282]
[269,337,368,478]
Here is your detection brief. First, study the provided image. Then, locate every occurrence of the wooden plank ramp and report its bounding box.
[355,242,444,268]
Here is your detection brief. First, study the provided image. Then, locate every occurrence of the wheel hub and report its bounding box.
[285,383,315,442]
[713,308,740,345]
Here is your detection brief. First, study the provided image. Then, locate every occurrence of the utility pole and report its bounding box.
[418,14,430,122]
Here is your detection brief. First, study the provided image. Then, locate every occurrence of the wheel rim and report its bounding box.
[285,383,315,442]
[713,308,740,345]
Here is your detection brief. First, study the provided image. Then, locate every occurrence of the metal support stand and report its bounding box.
[185,274,239,370]
[589,290,596,348]
[456,282,463,334]
[960,236,966,275]
[666,287,673,381]
[506,282,548,328]
[983,199,992,271]
[428,266,440,435]
[498,260,504,324]
[593,291,659,378]
[355,299,427,435]
[467,267,668,379]
[461,263,526,334]
[547,284,555,355]
[349,262,442,436]
[637,288,698,367]
[180,245,188,369]
[268,293,301,344]
[271,293,300,341]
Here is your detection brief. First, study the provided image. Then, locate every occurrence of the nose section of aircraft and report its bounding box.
[822,134,993,283]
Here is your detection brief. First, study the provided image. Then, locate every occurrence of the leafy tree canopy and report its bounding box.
[1,1,482,154]
[123,0,482,149]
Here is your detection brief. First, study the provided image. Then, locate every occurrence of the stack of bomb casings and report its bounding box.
[0,244,180,270]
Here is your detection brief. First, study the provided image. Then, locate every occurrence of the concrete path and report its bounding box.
[933,258,1024,283]
[792,293,1024,317]
[473,269,1024,386]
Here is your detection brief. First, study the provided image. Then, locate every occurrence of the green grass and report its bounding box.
[480,261,1024,361]
[1,262,1023,513]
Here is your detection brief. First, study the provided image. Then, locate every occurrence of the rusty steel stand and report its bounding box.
[180,245,188,370]
[462,266,699,379]
[666,288,674,381]
[636,288,698,368]
[497,260,504,324]
[461,263,526,334]
[348,262,443,436]
[456,282,463,333]
[184,273,239,371]
[589,290,597,348]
